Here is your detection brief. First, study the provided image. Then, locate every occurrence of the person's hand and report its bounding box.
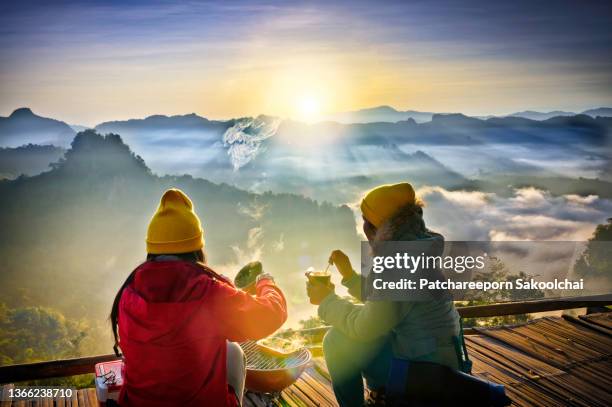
[256,272,275,284]
[306,280,335,305]
[329,249,355,280]
[244,273,275,295]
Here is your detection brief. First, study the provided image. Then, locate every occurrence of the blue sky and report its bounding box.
[1,0,611,125]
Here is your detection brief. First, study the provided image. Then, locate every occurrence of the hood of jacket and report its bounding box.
[368,202,450,301]
[371,202,444,255]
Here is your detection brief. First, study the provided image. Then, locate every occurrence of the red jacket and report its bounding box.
[117,260,287,406]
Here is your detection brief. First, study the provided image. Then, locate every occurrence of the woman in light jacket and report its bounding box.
[307,182,461,407]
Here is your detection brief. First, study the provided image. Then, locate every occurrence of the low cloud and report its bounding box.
[418,186,612,241]
[223,117,280,170]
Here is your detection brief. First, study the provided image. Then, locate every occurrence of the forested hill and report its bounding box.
[0,144,65,179]
[0,130,359,326]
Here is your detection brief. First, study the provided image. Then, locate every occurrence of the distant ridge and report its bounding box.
[428,113,485,127]
[1,106,611,138]
[328,105,435,124]
[507,110,575,120]
[505,107,612,121]
[94,113,234,144]
[581,107,612,117]
[326,105,612,124]
[95,112,222,131]
[0,108,75,147]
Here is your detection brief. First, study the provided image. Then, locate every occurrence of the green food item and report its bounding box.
[259,336,304,353]
[234,261,263,288]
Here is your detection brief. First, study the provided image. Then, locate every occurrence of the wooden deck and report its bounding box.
[244,314,612,407]
[2,312,611,406]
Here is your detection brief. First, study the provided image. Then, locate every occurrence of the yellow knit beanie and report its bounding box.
[146,188,204,254]
[360,182,417,228]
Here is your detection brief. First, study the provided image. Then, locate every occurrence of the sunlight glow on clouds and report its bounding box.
[418,186,612,241]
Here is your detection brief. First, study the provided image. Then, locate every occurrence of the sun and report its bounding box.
[295,94,322,123]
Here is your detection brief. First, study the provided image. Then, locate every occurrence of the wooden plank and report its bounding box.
[56,390,66,407]
[469,320,612,407]
[301,372,335,400]
[311,360,331,383]
[475,327,574,369]
[469,337,606,407]
[569,364,612,406]
[299,373,336,406]
[86,388,97,406]
[570,313,612,332]
[580,312,612,330]
[467,342,584,407]
[509,322,603,363]
[287,378,321,407]
[293,376,334,407]
[468,355,548,407]
[280,384,307,407]
[69,388,78,407]
[564,314,612,337]
[1,384,14,407]
[540,317,612,353]
[77,390,86,407]
[473,317,612,369]
[467,335,565,378]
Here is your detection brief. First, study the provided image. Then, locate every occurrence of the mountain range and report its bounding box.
[327,105,436,123]
[1,107,611,204]
[2,105,611,145]
[505,107,612,121]
[327,105,612,123]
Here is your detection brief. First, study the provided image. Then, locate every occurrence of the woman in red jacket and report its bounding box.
[109,188,287,406]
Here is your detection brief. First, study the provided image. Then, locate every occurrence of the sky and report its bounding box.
[1,0,611,125]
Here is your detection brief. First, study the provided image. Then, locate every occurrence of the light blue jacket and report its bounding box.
[318,204,461,369]
[319,273,461,368]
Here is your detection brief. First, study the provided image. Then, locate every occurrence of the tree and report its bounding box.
[574,218,612,283]
[0,303,87,366]
[461,257,544,327]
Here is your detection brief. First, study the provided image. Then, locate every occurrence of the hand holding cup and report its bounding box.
[305,269,335,305]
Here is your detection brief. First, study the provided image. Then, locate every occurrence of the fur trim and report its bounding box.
[374,203,426,242]
[371,202,445,258]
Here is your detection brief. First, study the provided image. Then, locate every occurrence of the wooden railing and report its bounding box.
[1,293,610,384]
[0,354,120,384]
[457,293,612,318]
[288,293,612,340]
